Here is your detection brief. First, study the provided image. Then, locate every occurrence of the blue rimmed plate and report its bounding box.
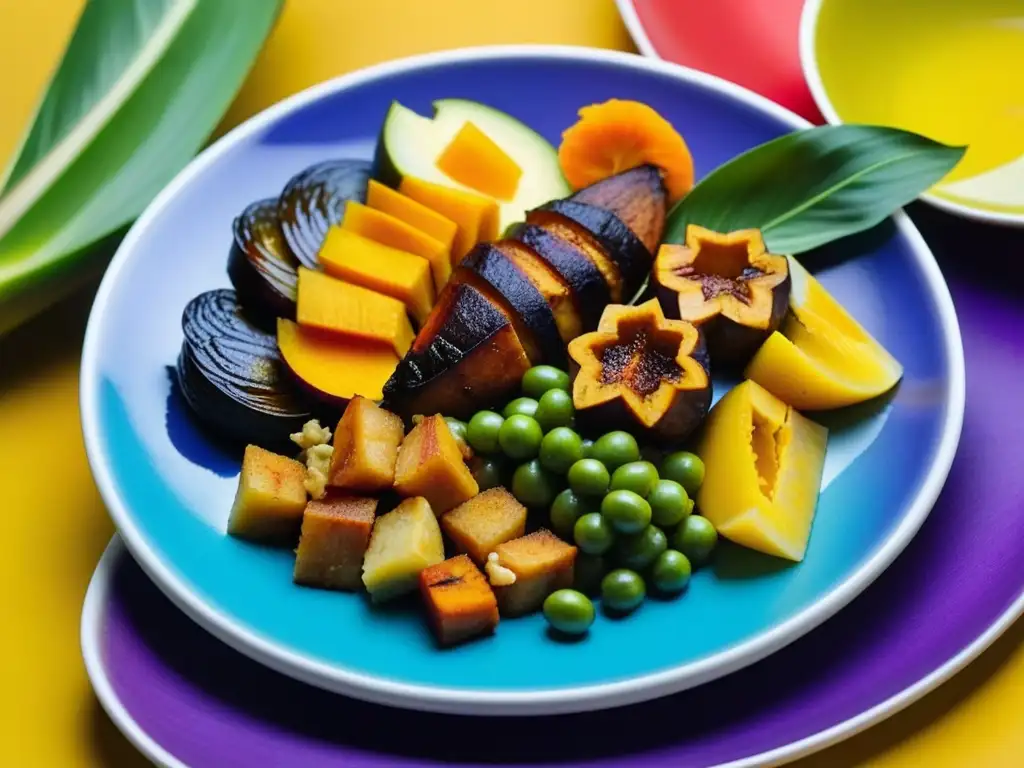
[80,46,964,716]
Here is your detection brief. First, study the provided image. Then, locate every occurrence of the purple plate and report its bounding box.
[82,202,1024,767]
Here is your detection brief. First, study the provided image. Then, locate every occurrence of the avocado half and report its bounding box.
[373,99,571,231]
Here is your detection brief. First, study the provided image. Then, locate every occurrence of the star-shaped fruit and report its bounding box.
[654,225,790,365]
[568,299,711,444]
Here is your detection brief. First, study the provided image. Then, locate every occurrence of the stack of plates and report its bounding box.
[79,42,1023,767]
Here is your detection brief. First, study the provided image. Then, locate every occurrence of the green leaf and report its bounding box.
[0,0,281,335]
[0,0,191,197]
[664,125,966,254]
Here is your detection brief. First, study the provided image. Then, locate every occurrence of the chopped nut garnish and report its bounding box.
[485,552,516,586]
[302,443,333,499]
[304,467,328,500]
[290,419,332,452]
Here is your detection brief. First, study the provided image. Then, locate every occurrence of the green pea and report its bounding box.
[601,489,652,534]
[614,525,668,571]
[652,549,692,593]
[503,397,539,419]
[601,569,646,612]
[511,459,559,508]
[534,388,575,431]
[590,431,640,471]
[444,417,468,443]
[498,414,543,460]
[580,439,594,458]
[574,512,615,555]
[469,455,506,491]
[543,589,595,635]
[539,427,584,474]
[522,365,571,399]
[674,515,718,567]
[610,461,659,497]
[661,451,706,496]
[466,411,504,454]
[567,458,610,497]
[573,553,607,596]
[647,479,691,527]
[549,489,590,538]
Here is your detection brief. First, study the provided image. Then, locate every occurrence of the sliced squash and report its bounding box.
[318,227,434,324]
[399,176,499,262]
[366,180,458,255]
[296,268,413,356]
[436,121,523,202]
[456,244,560,365]
[496,240,582,343]
[383,282,532,420]
[526,209,623,302]
[341,201,450,291]
[277,318,399,405]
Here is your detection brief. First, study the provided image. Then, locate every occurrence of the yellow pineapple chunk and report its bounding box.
[329,397,405,492]
[293,494,377,590]
[493,529,577,616]
[394,414,478,514]
[419,555,499,646]
[441,488,527,565]
[361,496,445,602]
[227,445,307,543]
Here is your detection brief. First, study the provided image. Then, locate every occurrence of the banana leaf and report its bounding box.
[0,0,282,336]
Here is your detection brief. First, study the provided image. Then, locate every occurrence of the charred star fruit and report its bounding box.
[655,225,790,365]
[567,299,711,445]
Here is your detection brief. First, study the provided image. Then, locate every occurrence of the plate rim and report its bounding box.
[83,534,1024,768]
[798,0,1024,228]
[78,43,966,716]
[615,0,659,58]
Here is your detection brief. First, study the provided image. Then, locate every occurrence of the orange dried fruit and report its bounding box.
[558,99,694,203]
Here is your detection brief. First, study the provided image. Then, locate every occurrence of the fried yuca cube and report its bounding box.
[227,445,308,543]
[493,529,577,616]
[361,496,445,602]
[329,396,405,492]
[393,414,478,514]
[441,488,527,565]
[293,494,377,590]
[419,555,499,647]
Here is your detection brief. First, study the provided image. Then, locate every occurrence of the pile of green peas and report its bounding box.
[448,364,719,637]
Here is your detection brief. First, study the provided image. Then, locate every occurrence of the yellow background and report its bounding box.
[0,1,1020,765]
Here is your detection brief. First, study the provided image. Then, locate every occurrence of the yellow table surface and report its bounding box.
[1,1,1020,765]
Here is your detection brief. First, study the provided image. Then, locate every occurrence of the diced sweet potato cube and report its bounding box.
[329,397,405,492]
[419,554,499,647]
[361,496,445,602]
[493,529,577,616]
[442,488,527,565]
[394,414,478,514]
[293,494,377,590]
[227,445,307,543]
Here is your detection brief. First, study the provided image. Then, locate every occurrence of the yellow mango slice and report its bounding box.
[399,176,500,262]
[366,180,458,255]
[277,318,399,402]
[436,121,523,202]
[318,227,434,324]
[696,380,828,562]
[745,259,903,410]
[296,268,413,356]
[341,201,451,291]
